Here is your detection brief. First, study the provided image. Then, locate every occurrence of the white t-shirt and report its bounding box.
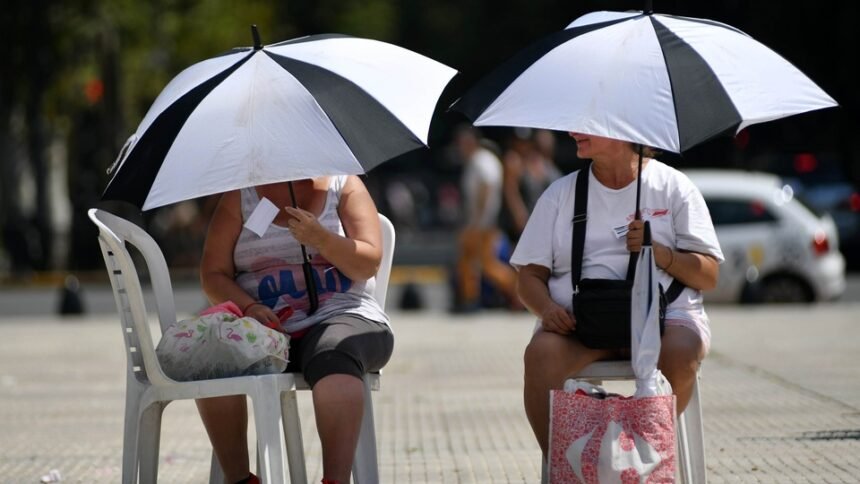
[461,147,503,228]
[510,160,724,322]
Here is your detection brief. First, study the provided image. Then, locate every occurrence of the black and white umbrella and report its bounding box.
[452,9,836,153]
[103,27,457,210]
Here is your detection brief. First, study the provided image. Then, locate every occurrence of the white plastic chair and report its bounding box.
[89,208,394,484]
[542,361,707,484]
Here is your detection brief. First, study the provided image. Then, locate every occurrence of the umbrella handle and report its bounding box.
[635,143,643,220]
[251,25,262,50]
[302,261,319,315]
[288,181,320,315]
[626,145,646,280]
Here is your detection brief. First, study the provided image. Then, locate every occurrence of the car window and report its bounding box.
[705,198,778,226]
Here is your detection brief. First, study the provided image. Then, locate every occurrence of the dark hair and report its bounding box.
[453,123,480,141]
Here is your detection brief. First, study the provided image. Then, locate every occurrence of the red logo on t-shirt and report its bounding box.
[627,208,670,222]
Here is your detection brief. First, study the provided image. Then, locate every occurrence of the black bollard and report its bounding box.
[398,282,424,310]
[59,274,86,315]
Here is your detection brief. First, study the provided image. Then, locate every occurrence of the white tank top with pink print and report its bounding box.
[233,176,389,334]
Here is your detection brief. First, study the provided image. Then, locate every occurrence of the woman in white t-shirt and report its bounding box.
[510,133,724,458]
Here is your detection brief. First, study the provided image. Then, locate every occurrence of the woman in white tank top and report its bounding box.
[196,175,393,484]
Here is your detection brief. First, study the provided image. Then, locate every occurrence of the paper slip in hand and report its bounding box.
[244,197,280,237]
[612,223,629,239]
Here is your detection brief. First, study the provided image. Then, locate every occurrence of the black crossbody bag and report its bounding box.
[570,165,685,349]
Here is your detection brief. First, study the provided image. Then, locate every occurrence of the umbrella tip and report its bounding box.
[644,0,653,14]
[643,221,652,246]
[251,25,262,50]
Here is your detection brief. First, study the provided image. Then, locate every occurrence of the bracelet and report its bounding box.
[242,301,261,315]
[663,247,675,271]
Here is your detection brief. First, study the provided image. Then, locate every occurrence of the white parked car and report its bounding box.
[685,170,846,303]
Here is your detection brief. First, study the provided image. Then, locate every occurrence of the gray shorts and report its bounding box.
[284,313,394,388]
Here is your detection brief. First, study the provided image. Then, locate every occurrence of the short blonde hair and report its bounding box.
[631,143,661,159]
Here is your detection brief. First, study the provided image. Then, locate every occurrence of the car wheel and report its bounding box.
[759,275,814,303]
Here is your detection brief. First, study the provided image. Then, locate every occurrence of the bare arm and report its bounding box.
[503,152,529,232]
[285,175,381,281]
[654,244,719,291]
[517,264,575,334]
[626,219,720,291]
[199,191,279,326]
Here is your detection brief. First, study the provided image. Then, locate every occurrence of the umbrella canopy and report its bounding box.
[452,10,837,153]
[103,28,457,210]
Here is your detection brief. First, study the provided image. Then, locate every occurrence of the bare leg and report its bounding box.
[313,373,365,482]
[523,330,613,455]
[658,326,706,414]
[196,395,250,482]
[456,227,482,305]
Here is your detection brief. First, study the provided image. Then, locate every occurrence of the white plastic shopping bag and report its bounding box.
[156,302,289,381]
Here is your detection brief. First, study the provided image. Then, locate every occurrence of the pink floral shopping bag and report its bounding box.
[548,387,676,483]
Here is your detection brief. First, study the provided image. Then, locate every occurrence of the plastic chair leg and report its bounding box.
[351,377,379,484]
[251,378,288,484]
[208,453,226,484]
[677,377,707,484]
[138,402,165,483]
[281,390,307,483]
[682,379,707,483]
[210,391,304,484]
[677,404,692,483]
[122,387,144,484]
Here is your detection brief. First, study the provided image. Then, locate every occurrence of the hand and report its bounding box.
[626,219,645,253]
[243,303,282,331]
[540,302,576,335]
[284,206,330,248]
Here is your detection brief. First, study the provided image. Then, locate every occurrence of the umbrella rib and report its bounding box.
[267,33,355,48]
[657,13,750,37]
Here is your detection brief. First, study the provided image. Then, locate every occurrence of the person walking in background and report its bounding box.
[502,129,562,242]
[453,124,518,312]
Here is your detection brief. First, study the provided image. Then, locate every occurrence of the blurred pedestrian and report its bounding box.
[502,129,562,242]
[453,124,517,311]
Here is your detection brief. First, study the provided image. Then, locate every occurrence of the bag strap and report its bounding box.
[570,163,686,303]
[570,165,589,290]
[665,276,685,302]
[570,164,637,287]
